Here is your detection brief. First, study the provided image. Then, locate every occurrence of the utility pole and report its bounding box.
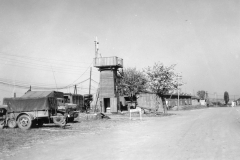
[94,37,99,58]
[214,92,217,106]
[205,91,208,106]
[89,67,92,95]
[177,75,179,111]
[177,73,184,110]
[74,85,77,95]
[177,73,182,110]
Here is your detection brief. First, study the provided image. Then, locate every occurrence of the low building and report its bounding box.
[191,96,200,106]
[162,92,192,107]
[119,91,198,112]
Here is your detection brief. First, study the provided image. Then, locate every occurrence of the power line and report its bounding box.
[0,78,90,90]
[0,53,97,76]
[0,57,91,74]
[0,52,91,64]
[0,56,89,69]
[63,61,93,88]
[91,79,99,84]
[0,88,25,93]
[0,77,61,87]
[0,53,97,92]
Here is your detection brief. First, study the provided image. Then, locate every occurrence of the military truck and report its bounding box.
[57,96,80,122]
[1,91,73,129]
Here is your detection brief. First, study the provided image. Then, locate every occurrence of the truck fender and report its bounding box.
[17,113,34,121]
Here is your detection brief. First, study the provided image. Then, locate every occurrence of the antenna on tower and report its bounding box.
[94,37,99,58]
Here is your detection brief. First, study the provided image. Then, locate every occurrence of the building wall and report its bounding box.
[192,99,200,105]
[163,94,192,107]
[100,70,117,98]
[99,69,119,113]
[137,93,163,112]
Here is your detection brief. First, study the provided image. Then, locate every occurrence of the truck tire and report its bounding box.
[7,119,17,128]
[17,115,32,130]
[53,113,66,127]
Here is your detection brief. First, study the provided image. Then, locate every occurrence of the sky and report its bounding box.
[0,0,240,102]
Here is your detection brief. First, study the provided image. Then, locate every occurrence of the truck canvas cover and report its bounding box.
[3,91,63,112]
[21,91,63,98]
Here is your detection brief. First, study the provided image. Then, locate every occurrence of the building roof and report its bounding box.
[139,91,193,98]
[191,96,200,100]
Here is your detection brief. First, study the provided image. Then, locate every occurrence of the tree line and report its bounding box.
[197,90,230,105]
[117,62,182,101]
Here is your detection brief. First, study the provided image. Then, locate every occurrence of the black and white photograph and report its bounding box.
[0,0,240,159]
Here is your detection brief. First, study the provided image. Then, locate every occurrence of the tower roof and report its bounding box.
[94,56,123,68]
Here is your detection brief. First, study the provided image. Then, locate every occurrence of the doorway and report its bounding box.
[103,98,110,113]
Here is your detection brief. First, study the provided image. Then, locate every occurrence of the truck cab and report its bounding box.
[57,98,79,122]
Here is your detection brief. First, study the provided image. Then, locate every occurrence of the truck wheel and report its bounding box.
[7,119,17,128]
[53,113,66,127]
[17,115,32,130]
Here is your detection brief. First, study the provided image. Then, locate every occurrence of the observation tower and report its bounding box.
[94,56,123,113]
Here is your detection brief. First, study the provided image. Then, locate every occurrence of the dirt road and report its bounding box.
[4,107,240,160]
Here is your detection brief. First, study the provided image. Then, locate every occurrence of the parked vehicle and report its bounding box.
[64,93,83,109]
[64,93,93,113]
[0,105,7,120]
[0,105,7,128]
[1,91,70,129]
[57,97,79,122]
[83,94,93,113]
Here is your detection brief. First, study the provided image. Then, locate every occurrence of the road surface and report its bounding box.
[4,106,240,160]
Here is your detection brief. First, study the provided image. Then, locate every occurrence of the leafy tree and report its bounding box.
[118,67,148,101]
[144,62,179,113]
[144,62,178,97]
[197,90,206,100]
[224,91,229,105]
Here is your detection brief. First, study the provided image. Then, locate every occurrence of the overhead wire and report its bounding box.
[0,53,99,93]
[0,57,89,70]
[0,58,91,74]
[0,52,91,64]
[0,76,98,91]
[0,53,96,76]
[0,54,90,69]
[0,78,91,90]
[0,77,59,87]
[63,61,93,88]
[91,79,99,84]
